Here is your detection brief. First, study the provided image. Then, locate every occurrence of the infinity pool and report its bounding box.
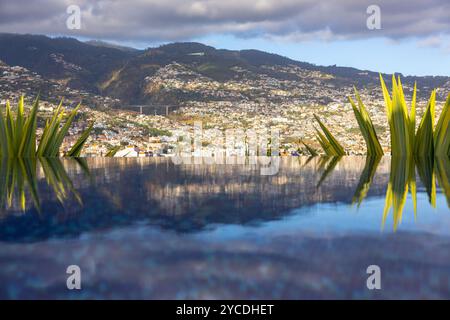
[0,156,449,299]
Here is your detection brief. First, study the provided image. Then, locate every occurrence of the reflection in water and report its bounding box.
[352,156,381,207]
[416,156,436,208]
[436,156,450,206]
[316,156,342,188]
[0,156,448,233]
[346,156,450,231]
[0,157,88,213]
[1,156,450,299]
[382,157,417,231]
[0,157,39,211]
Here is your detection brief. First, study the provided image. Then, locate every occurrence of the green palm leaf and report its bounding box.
[415,90,436,157]
[434,94,450,157]
[0,97,92,158]
[349,87,384,156]
[66,122,94,157]
[313,114,345,156]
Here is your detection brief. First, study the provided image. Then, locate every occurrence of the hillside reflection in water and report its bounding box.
[0,156,450,299]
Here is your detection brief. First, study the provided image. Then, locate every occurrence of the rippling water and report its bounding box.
[0,156,450,299]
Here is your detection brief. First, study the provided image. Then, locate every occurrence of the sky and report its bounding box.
[1,0,450,76]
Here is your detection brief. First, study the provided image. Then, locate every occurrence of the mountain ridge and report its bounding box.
[0,33,449,106]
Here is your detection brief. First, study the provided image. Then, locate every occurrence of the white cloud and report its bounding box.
[418,36,443,48]
[0,0,449,42]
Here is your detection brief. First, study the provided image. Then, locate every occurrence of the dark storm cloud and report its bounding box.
[0,0,449,42]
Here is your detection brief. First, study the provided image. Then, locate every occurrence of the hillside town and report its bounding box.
[1,59,448,157]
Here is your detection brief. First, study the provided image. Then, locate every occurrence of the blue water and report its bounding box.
[0,157,450,299]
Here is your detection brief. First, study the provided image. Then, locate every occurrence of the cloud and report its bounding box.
[1,0,450,43]
[418,35,443,48]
